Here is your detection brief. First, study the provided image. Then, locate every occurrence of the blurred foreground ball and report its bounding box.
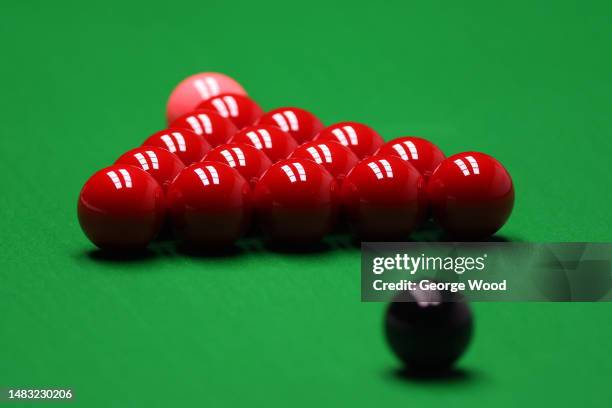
[385,282,473,373]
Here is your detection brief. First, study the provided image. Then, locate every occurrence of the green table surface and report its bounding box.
[2,0,612,406]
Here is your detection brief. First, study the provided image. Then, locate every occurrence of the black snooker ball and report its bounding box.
[384,282,473,373]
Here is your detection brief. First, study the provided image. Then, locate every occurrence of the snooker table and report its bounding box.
[2,0,612,406]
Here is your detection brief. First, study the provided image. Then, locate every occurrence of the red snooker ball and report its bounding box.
[166,72,247,124]
[257,107,323,144]
[78,165,165,250]
[314,121,383,159]
[197,93,263,130]
[427,152,514,239]
[253,158,337,244]
[203,142,272,189]
[290,140,358,185]
[167,161,251,248]
[170,109,238,147]
[341,156,427,240]
[375,136,445,180]
[115,146,185,192]
[142,128,212,166]
[230,124,298,163]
